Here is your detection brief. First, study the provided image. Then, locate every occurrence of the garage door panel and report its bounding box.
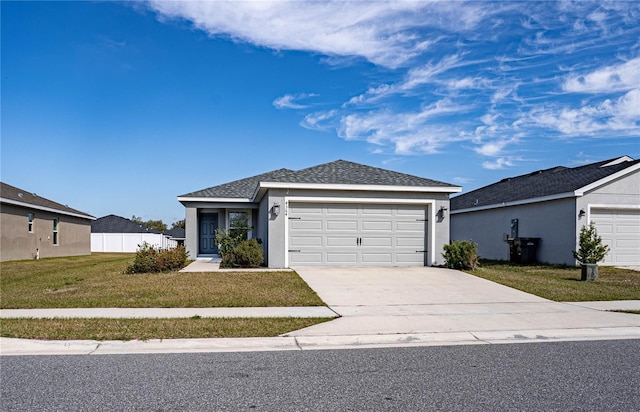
[361,206,393,216]
[289,202,427,266]
[326,205,358,215]
[290,253,323,264]
[290,236,323,247]
[396,253,425,264]
[361,237,393,247]
[326,253,358,263]
[290,220,323,231]
[362,253,392,263]
[362,221,392,231]
[327,220,357,231]
[397,221,425,232]
[326,237,357,247]
[397,237,424,247]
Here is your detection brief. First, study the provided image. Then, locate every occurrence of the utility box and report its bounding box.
[508,237,541,264]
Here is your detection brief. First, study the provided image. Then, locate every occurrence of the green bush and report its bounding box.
[234,239,264,268]
[442,240,479,270]
[125,243,189,274]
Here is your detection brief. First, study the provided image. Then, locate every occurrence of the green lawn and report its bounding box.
[466,261,640,302]
[0,253,324,308]
[0,317,332,340]
[0,253,329,340]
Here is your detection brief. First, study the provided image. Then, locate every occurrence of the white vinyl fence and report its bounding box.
[91,233,177,253]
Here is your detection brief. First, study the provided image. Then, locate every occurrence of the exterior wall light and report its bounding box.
[272,204,280,216]
[578,209,585,219]
[439,205,448,218]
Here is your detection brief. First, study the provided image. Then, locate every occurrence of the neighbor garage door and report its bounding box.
[591,208,640,266]
[288,203,427,266]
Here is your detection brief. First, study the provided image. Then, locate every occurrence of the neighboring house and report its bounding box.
[178,160,461,268]
[450,156,640,266]
[0,182,95,261]
[166,226,185,247]
[91,215,177,252]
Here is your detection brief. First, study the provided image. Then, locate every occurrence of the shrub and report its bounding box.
[573,221,610,264]
[442,240,479,270]
[125,243,189,274]
[234,239,264,268]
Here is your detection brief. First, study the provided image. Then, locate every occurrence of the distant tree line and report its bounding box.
[131,216,185,233]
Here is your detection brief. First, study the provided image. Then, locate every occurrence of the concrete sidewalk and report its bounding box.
[0,307,338,319]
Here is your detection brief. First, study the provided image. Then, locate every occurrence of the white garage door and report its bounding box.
[591,208,640,266]
[288,203,427,266]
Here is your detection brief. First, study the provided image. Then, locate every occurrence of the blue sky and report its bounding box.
[2,1,639,225]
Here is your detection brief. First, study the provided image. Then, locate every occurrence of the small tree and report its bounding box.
[573,222,609,264]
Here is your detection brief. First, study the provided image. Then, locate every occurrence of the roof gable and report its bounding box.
[179,160,459,201]
[451,156,640,211]
[0,182,94,219]
[91,215,163,234]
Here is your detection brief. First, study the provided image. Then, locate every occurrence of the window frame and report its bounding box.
[28,213,34,233]
[52,218,59,245]
[227,209,252,240]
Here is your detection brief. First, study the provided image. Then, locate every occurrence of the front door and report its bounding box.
[199,214,218,255]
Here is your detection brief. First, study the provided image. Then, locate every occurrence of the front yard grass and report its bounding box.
[0,317,332,340]
[0,253,330,340]
[0,253,324,308]
[466,260,640,302]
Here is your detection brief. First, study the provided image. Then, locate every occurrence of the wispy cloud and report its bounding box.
[273,93,316,110]
[563,57,640,94]
[144,0,640,168]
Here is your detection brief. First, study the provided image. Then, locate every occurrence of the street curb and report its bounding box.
[2,327,639,356]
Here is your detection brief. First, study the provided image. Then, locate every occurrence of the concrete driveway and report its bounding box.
[288,266,640,340]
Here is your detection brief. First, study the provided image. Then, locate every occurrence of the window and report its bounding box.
[53,218,59,245]
[28,213,34,232]
[229,210,250,240]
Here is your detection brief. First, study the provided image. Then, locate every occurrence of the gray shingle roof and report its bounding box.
[0,182,94,219]
[180,160,457,200]
[91,215,163,234]
[166,226,185,239]
[180,169,294,198]
[451,157,640,211]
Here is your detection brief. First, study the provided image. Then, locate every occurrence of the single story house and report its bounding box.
[166,226,185,247]
[1,182,95,261]
[450,156,640,266]
[178,160,461,268]
[91,215,178,252]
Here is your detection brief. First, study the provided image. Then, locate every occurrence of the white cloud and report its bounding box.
[273,93,316,110]
[532,89,640,136]
[474,140,511,157]
[300,110,337,130]
[482,157,513,170]
[563,57,640,93]
[144,0,487,69]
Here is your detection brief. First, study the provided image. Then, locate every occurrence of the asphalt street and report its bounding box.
[2,339,639,411]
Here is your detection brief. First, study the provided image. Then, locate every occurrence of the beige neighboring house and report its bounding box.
[0,182,95,262]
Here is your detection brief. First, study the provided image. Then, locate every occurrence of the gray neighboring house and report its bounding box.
[1,182,95,261]
[178,160,461,268]
[450,156,640,266]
